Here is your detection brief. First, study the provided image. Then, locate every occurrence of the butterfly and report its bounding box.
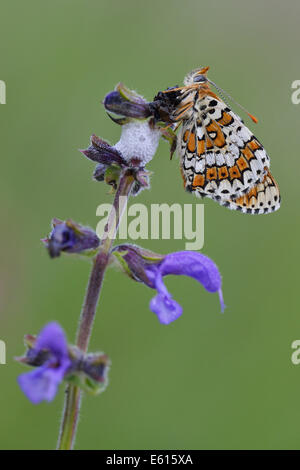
[152,67,280,214]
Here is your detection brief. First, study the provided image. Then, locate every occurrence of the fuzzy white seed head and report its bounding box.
[114,121,161,166]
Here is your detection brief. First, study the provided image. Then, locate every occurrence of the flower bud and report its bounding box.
[80,134,126,166]
[43,219,100,258]
[104,83,151,121]
[112,244,164,286]
[81,353,110,384]
[65,347,110,395]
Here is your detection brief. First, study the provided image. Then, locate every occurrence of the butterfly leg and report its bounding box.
[159,126,178,160]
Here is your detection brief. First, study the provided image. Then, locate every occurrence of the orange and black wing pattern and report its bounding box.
[162,66,281,215]
[217,169,280,214]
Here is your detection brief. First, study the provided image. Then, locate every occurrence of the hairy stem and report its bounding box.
[57,169,135,450]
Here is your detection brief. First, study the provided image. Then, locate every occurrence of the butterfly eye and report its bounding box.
[193,74,206,83]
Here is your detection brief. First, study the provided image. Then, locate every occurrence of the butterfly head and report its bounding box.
[184,66,210,86]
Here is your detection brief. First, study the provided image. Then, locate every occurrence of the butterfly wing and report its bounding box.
[217,169,281,214]
[179,95,271,201]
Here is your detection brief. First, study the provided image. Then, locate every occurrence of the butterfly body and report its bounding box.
[158,67,280,214]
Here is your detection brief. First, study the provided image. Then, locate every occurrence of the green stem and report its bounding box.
[57,385,81,450]
[57,169,135,450]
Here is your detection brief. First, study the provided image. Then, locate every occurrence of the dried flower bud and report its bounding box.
[43,219,100,258]
[104,83,151,121]
[81,353,110,384]
[93,162,107,182]
[65,347,110,395]
[80,134,126,166]
[131,169,151,196]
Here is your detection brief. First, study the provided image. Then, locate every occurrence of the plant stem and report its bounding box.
[57,169,135,450]
[57,385,81,451]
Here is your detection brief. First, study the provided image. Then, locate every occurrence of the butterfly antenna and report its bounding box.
[208,79,258,123]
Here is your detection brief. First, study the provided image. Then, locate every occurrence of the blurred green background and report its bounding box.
[0,0,299,450]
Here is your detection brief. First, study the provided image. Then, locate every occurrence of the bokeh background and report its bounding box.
[0,0,299,450]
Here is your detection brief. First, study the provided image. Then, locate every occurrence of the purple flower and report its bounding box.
[112,246,224,325]
[17,323,71,404]
[146,251,224,324]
